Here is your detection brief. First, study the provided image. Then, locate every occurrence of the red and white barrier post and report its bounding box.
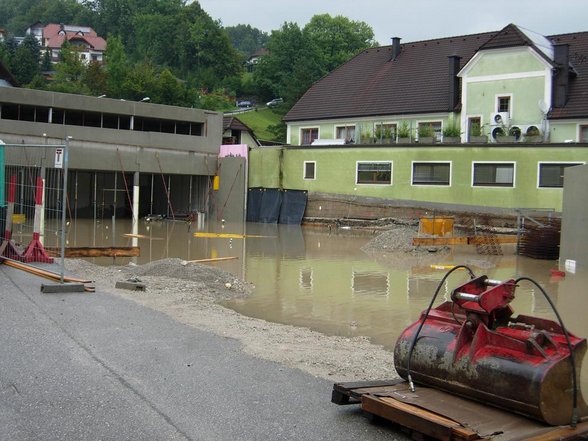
[21,175,53,263]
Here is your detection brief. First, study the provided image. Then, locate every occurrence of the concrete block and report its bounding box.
[115,281,146,291]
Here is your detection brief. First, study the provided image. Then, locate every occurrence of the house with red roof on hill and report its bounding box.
[26,22,107,64]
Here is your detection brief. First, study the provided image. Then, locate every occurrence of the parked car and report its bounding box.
[237,101,252,108]
[266,98,283,107]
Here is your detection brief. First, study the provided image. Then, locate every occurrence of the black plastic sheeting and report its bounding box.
[247,188,307,224]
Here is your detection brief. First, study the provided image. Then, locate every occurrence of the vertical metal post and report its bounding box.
[132,171,139,243]
[60,139,69,283]
[150,173,154,215]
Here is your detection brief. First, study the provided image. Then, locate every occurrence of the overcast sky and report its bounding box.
[196,0,588,45]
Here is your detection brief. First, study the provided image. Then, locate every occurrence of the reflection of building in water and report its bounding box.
[352,271,390,297]
[407,275,450,302]
[299,268,313,291]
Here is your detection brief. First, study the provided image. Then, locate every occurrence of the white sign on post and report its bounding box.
[54,148,64,169]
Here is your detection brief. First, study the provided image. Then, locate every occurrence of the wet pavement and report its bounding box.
[0,259,405,440]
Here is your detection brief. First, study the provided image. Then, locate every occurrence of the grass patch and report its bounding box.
[236,107,283,142]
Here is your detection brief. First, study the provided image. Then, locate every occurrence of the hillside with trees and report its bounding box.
[0,0,377,141]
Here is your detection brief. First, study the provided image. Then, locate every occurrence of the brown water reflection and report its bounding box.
[69,218,588,394]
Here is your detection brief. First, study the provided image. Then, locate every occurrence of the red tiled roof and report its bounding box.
[284,25,588,122]
[43,23,106,51]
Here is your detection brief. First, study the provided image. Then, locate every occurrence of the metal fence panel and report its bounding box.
[1,141,68,278]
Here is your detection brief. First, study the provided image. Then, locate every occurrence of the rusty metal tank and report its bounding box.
[393,275,588,426]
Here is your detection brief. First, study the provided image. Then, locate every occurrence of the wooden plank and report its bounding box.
[523,421,588,441]
[413,235,518,246]
[193,232,274,239]
[468,235,518,244]
[413,237,469,246]
[122,233,163,240]
[185,256,239,263]
[332,379,405,405]
[362,394,471,441]
[46,246,140,257]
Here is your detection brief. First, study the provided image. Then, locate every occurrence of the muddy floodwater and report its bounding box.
[67,217,588,392]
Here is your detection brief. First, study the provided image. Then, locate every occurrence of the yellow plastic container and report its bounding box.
[419,217,454,236]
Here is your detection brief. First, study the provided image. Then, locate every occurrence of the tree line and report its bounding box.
[0,0,376,140]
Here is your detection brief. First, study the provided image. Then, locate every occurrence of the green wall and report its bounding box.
[249,145,588,211]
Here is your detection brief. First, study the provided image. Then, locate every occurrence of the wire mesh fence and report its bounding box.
[1,141,68,277]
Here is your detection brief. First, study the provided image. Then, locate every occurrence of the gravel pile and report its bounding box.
[360,226,452,269]
[360,226,419,253]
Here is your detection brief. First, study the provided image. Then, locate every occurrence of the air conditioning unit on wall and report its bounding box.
[491,112,510,126]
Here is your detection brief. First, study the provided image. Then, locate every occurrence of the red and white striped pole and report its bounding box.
[0,174,23,260]
[21,175,53,263]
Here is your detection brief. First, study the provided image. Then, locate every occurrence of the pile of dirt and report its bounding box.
[360,226,452,269]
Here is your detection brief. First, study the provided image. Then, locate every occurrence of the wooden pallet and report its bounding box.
[332,380,588,441]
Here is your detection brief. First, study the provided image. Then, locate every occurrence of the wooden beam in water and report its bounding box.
[193,232,273,239]
[46,247,140,257]
[412,235,517,246]
[185,256,239,263]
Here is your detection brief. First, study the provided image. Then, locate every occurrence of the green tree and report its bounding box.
[253,22,321,104]
[82,61,108,96]
[41,50,53,72]
[304,14,376,72]
[225,24,269,59]
[47,40,90,94]
[0,0,92,34]
[11,33,41,85]
[179,2,242,90]
[122,60,158,101]
[254,14,376,106]
[104,35,130,98]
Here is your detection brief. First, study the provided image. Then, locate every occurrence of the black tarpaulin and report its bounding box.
[246,188,307,225]
[279,190,307,224]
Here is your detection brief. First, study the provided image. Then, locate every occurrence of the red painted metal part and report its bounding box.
[394,275,588,425]
[20,176,53,264]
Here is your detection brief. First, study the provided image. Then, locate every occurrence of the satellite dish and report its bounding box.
[538,99,549,114]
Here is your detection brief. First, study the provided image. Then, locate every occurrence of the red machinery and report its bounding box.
[394,272,587,426]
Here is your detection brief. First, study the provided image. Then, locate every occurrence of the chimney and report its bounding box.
[448,55,462,110]
[553,43,570,108]
[391,37,401,60]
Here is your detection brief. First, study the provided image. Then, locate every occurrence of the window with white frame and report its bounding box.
[473,162,515,187]
[580,125,588,143]
[300,127,318,145]
[303,161,316,180]
[412,162,451,186]
[335,125,356,143]
[497,96,511,113]
[538,162,584,188]
[356,161,392,185]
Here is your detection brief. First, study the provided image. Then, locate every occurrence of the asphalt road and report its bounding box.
[0,264,404,440]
